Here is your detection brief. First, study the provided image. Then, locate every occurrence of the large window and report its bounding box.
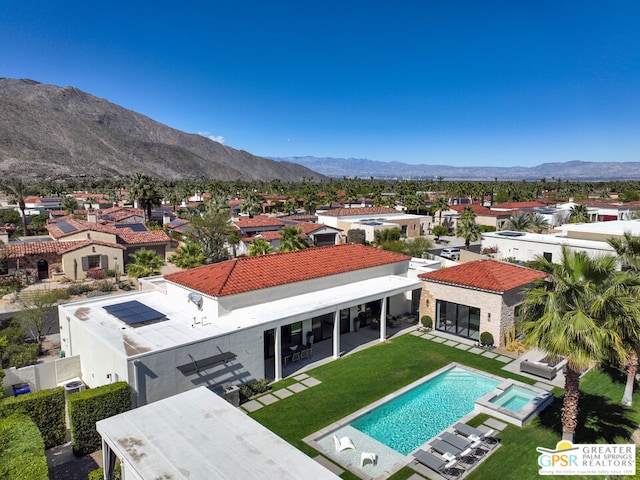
[436,300,480,341]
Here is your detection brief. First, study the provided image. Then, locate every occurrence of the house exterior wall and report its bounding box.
[61,245,124,280]
[419,281,509,347]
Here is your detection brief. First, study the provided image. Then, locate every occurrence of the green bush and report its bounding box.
[2,343,38,368]
[67,283,94,296]
[239,379,271,402]
[0,414,48,480]
[103,268,117,278]
[420,315,433,329]
[68,382,132,455]
[117,281,132,291]
[480,331,494,346]
[0,388,66,448]
[95,280,115,293]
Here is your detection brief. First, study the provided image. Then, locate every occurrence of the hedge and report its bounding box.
[0,414,49,480]
[0,386,66,448]
[68,381,132,455]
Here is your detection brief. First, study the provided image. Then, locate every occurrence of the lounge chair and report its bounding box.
[333,434,355,452]
[414,449,463,479]
[453,423,498,448]
[440,432,480,465]
[430,439,467,459]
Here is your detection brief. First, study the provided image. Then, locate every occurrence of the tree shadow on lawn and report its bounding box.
[536,367,637,444]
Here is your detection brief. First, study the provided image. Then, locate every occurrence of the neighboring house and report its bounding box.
[317,207,428,241]
[233,216,284,236]
[418,259,546,347]
[291,222,342,247]
[97,387,340,480]
[446,204,512,231]
[57,244,422,406]
[479,219,640,264]
[0,239,125,281]
[556,200,639,222]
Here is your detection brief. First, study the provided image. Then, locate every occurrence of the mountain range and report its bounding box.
[0,78,326,182]
[275,156,640,181]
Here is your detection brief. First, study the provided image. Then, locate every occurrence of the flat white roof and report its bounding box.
[483,231,616,252]
[557,219,640,236]
[60,275,421,358]
[97,387,340,480]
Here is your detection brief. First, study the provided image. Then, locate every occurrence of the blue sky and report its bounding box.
[2,1,639,167]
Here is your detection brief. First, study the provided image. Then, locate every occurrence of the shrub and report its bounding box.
[239,379,271,402]
[86,268,104,280]
[67,283,94,296]
[480,331,494,347]
[420,315,433,330]
[2,343,38,368]
[103,268,117,278]
[0,278,21,296]
[95,280,115,293]
[68,382,132,455]
[117,281,132,291]
[346,229,366,245]
[0,414,48,480]
[0,387,66,448]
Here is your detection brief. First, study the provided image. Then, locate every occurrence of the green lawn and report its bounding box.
[249,334,640,480]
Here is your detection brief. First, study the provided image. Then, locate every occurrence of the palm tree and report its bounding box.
[248,238,273,256]
[528,213,550,233]
[129,173,161,222]
[521,248,629,441]
[456,218,482,250]
[431,197,450,226]
[1,178,33,236]
[607,231,640,405]
[277,226,308,253]
[459,206,476,221]
[569,204,590,223]
[169,243,206,269]
[503,211,531,232]
[61,196,78,215]
[241,191,263,217]
[126,249,165,278]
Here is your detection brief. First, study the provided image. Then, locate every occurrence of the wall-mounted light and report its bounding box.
[488,313,491,322]
[426,299,430,307]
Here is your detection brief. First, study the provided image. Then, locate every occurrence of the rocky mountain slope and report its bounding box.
[0,78,326,182]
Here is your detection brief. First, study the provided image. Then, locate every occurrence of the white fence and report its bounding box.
[2,355,82,397]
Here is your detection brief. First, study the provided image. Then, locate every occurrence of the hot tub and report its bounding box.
[475,381,554,427]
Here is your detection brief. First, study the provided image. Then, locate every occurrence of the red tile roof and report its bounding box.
[419,259,547,293]
[318,207,400,217]
[491,201,547,209]
[449,205,509,217]
[0,239,125,258]
[116,230,171,245]
[293,222,341,235]
[234,217,285,228]
[164,244,410,297]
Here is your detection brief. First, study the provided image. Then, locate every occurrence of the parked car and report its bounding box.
[440,247,460,260]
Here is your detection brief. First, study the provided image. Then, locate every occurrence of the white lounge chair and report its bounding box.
[360,451,377,467]
[334,434,355,452]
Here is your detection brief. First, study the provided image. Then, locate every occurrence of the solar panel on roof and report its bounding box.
[103,300,165,326]
[56,221,77,233]
[115,223,147,232]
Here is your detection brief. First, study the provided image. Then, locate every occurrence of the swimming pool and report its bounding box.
[490,384,537,411]
[350,366,500,455]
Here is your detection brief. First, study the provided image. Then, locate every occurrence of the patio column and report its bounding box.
[380,297,387,341]
[102,440,117,480]
[332,310,340,359]
[274,326,283,381]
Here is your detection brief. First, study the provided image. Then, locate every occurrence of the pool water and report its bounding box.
[490,385,536,412]
[350,367,500,455]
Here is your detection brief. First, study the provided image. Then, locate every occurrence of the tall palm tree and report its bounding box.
[61,195,78,215]
[241,191,263,217]
[129,173,161,222]
[607,231,640,405]
[503,211,532,232]
[169,243,206,269]
[431,196,450,226]
[569,204,590,223]
[528,213,550,233]
[277,226,308,253]
[456,218,482,250]
[248,238,273,256]
[1,178,33,236]
[521,248,628,441]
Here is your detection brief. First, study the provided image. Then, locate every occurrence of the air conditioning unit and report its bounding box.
[63,380,85,395]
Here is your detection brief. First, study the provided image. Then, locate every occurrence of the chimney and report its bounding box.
[87,211,98,224]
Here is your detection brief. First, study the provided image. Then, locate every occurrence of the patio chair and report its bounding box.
[440,432,480,465]
[453,423,498,448]
[333,434,355,452]
[414,449,463,479]
[360,451,377,467]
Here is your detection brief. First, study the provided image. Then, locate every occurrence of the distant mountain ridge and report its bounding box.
[273,156,640,181]
[0,78,326,182]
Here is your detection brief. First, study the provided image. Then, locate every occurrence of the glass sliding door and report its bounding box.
[436,300,481,341]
